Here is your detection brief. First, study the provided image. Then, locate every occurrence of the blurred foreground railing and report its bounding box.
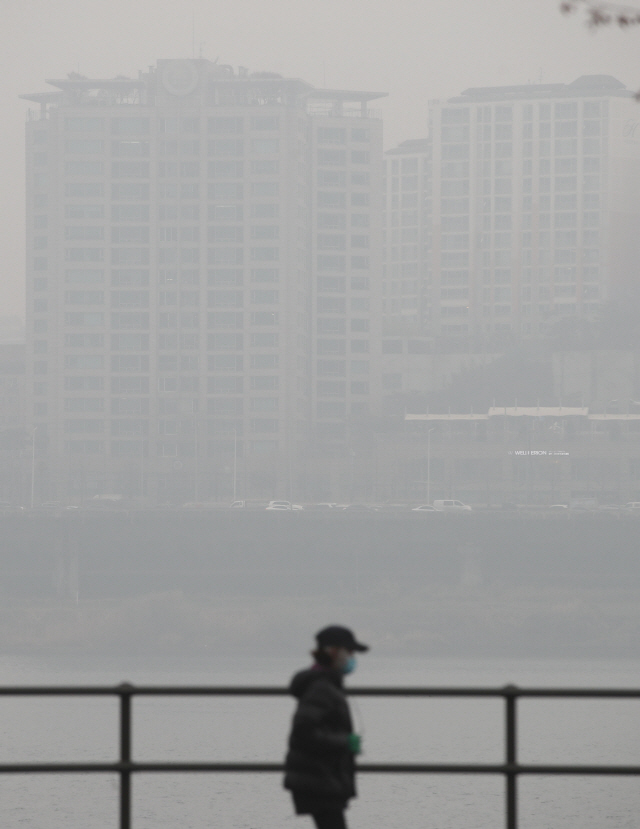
[0,683,639,829]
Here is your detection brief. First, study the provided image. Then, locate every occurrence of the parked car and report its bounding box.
[341,504,378,512]
[180,501,225,510]
[570,498,598,511]
[411,504,439,512]
[265,501,304,510]
[433,500,472,512]
[84,494,125,509]
[622,502,640,511]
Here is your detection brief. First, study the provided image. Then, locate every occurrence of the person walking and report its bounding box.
[284,625,369,829]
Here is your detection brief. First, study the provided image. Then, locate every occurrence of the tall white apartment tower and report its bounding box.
[22,60,384,502]
[384,76,640,342]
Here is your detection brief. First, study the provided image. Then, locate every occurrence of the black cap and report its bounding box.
[315,625,369,652]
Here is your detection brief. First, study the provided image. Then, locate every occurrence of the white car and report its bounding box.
[265,501,304,511]
[433,500,472,512]
[412,504,439,512]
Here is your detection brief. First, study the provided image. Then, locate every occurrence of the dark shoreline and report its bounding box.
[0,584,638,659]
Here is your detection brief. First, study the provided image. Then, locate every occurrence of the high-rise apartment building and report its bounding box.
[382,139,431,329]
[384,75,640,340]
[22,59,384,503]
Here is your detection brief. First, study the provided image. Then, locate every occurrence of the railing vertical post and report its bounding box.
[504,685,518,829]
[118,683,133,829]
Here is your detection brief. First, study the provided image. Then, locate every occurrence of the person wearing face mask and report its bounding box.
[284,625,369,829]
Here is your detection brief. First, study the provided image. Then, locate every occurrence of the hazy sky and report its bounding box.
[1,0,638,319]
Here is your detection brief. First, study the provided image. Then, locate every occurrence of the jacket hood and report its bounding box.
[289,666,343,699]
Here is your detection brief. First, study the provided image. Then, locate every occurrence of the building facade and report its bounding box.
[397,407,640,507]
[384,75,640,341]
[382,138,431,329]
[22,59,384,503]
[0,318,27,503]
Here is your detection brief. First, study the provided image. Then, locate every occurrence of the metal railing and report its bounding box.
[0,683,639,829]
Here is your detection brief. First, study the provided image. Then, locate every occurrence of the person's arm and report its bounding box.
[290,686,351,755]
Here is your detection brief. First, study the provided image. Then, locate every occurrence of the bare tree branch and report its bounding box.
[560,1,640,98]
[561,0,640,27]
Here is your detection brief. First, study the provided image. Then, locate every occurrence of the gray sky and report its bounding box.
[2,0,638,319]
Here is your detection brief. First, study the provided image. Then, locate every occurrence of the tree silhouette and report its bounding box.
[561,1,640,97]
[561,0,640,28]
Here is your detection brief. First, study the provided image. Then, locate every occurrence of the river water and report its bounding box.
[0,655,638,828]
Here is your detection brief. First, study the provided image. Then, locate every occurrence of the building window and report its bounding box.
[250,354,279,369]
[111,183,149,200]
[251,116,279,131]
[65,161,104,176]
[112,140,150,157]
[318,128,346,144]
[250,333,278,348]
[65,117,104,132]
[208,117,243,134]
[251,419,278,433]
[112,118,150,135]
[112,161,149,178]
[251,139,279,154]
[250,290,279,304]
[251,247,279,262]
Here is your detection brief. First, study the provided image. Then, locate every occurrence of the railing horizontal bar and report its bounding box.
[136,762,505,774]
[0,686,289,697]
[0,685,638,698]
[352,687,640,699]
[0,687,132,696]
[0,762,283,774]
[121,686,508,698]
[359,764,640,776]
[0,761,639,775]
[517,764,640,775]
[498,688,640,699]
[0,764,125,773]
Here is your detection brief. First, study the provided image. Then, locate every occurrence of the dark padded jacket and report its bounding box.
[283,666,356,808]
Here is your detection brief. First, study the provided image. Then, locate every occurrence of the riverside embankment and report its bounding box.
[0,510,638,656]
